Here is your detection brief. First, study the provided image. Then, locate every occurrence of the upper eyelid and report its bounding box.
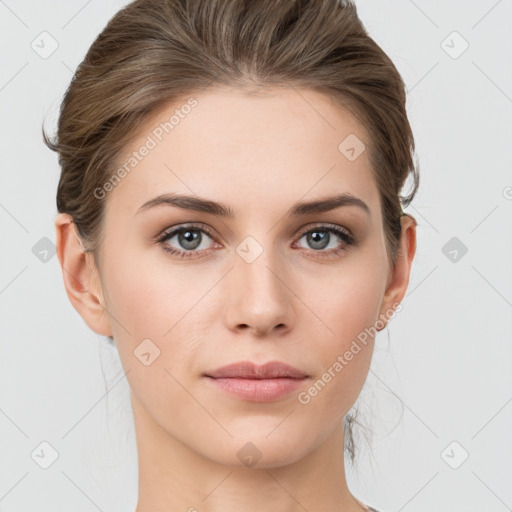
[158,222,214,238]
[295,223,352,237]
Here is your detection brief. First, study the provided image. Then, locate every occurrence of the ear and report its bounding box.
[55,213,113,337]
[378,214,417,325]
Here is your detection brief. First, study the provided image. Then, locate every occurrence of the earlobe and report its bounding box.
[378,215,417,328]
[55,213,113,337]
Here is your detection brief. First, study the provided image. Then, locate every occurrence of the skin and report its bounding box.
[55,86,416,512]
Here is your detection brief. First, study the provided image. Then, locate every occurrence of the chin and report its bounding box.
[196,425,318,469]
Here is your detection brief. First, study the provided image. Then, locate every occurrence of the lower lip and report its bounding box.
[204,376,308,402]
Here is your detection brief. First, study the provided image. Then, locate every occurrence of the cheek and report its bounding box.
[296,282,378,429]
[101,259,217,430]
[102,251,218,378]
[101,247,204,337]
[304,257,386,350]
[296,255,386,408]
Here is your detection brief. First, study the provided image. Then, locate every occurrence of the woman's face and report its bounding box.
[85,86,409,467]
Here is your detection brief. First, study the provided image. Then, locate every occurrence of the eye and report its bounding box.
[156,223,218,259]
[156,222,358,260]
[293,224,357,257]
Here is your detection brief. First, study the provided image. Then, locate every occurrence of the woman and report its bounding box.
[44,0,419,510]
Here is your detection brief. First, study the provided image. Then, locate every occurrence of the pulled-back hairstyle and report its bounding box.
[43,0,420,465]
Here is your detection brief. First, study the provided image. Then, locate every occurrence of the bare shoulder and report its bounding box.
[354,496,382,512]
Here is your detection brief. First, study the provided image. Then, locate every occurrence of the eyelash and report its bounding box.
[155,222,358,260]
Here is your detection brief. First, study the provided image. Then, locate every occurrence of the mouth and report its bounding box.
[203,361,310,402]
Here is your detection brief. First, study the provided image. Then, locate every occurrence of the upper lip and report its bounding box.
[204,361,309,379]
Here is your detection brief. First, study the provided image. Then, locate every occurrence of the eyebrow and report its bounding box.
[136,192,370,217]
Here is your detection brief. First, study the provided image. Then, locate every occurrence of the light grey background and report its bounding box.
[1,1,511,511]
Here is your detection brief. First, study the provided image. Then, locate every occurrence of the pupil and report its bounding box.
[180,230,200,249]
[308,231,329,249]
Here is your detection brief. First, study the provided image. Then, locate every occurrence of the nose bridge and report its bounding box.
[224,233,293,335]
[237,237,283,296]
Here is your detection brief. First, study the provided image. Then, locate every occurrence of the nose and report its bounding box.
[223,245,295,337]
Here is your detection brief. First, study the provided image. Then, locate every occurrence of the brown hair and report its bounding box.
[43,0,419,464]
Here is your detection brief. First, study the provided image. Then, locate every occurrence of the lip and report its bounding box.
[204,361,309,379]
[203,361,310,402]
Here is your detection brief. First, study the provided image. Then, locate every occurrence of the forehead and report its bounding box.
[104,86,380,219]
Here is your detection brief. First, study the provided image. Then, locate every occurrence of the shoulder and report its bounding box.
[356,499,382,512]
[354,496,382,512]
